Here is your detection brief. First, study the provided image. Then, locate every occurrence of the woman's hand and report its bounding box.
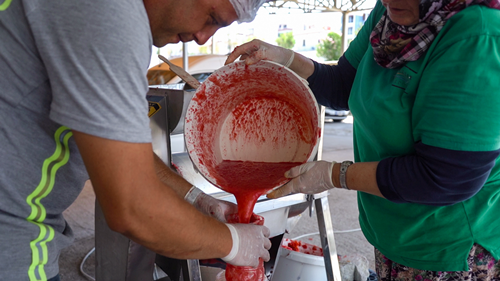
[225,39,315,79]
[225,39,294,66]
[267,161,337,199]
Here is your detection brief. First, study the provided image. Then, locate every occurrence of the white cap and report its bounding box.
[228,0,267,23]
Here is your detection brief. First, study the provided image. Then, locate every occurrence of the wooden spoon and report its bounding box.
[158,55,201,89]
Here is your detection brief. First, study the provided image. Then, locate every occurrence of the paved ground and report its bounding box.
[59,116,375,280]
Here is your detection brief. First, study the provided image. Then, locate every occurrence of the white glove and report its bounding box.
[225,39,294,67]
[222,223,271,267]
[185,186,238,223]
[267,161,337,199]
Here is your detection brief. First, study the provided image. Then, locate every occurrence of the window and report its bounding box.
[348,27,353,35]
[348,15,354,23]
[303,40,306,47]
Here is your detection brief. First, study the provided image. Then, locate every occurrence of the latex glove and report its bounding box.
[267,161,337,199]
[225,39,294,67]
[222,223,272,267]
[185,186,238,223]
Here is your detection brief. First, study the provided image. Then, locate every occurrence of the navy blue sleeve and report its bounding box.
[306,55,356,110]
[377,141,500,206]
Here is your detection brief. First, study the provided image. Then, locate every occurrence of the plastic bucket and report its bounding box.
[272,238,327,281]
[184,60,320,193]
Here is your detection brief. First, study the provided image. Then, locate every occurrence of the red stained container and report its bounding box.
[184,60,321,198]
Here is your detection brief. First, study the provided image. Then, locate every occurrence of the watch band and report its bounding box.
[339,161,353,190]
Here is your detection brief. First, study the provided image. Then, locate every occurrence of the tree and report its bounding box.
[317,32,343,61]
[263,1,373,52]
[276,32,295,49]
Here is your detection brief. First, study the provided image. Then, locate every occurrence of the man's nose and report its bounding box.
[194,26,218,45]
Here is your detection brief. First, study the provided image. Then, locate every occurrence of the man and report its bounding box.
[0,0,270,280]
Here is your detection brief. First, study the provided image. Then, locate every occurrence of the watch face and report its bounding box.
[340,161,353,190]
[341,161,353,170]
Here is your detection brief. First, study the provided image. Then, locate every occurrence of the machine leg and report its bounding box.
[95,201,156,281]
[155,256,202,281]
[315,196,342,281]
[184,259,202,281]
[155,256,183,281]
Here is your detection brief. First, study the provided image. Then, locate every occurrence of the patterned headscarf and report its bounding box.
[370,0,500,68]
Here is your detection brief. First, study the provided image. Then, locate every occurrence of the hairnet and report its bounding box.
[228,0,267,23]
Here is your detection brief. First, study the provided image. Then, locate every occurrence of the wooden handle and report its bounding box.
[158,55,201,89]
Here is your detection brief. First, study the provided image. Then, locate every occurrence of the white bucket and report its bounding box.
[272,238,327,281]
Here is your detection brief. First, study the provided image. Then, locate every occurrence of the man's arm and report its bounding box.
[153,153,192,198]
[73,130,232,259]
[153,153,240,223]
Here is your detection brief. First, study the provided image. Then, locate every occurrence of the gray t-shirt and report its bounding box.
[0,0,152,279]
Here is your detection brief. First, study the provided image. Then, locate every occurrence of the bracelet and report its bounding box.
[339,161,353,190]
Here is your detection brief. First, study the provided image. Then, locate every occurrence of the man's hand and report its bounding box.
[267,161,337,199]
[222,223,271,267]
[185,186,238,223]
[225,39,294,67]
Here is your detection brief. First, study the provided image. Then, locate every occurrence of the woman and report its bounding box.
[225,0,500,279]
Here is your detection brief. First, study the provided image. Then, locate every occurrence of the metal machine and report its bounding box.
[94,86,342,281]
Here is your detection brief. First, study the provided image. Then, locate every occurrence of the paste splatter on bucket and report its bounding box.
[282,238,324,257]
[184,60,320,223]
[272,238,327,281]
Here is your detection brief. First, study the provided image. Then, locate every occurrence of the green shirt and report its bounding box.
[345,2,500,271]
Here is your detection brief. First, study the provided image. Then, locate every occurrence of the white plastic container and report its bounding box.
[272,239,327,281]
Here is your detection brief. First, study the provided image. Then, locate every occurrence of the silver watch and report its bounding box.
[339,161,353,190]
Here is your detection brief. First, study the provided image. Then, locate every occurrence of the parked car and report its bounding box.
[324,107,349,122]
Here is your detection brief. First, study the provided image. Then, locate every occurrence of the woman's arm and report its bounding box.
[307,56,356,110]
[270,142,499,207]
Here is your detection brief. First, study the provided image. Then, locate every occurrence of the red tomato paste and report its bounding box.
[282,238,324,257]
[214,160,301,223]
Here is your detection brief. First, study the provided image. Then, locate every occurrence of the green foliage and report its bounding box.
[316,32,343,61]
[276,32,295,49]
[198,46,209,54]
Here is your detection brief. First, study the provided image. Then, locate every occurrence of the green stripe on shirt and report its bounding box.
[26,126,72,281]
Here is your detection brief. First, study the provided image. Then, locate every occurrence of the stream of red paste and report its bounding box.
[212,161,302,280]
[214,160,302,223]
[214,160,301,223]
